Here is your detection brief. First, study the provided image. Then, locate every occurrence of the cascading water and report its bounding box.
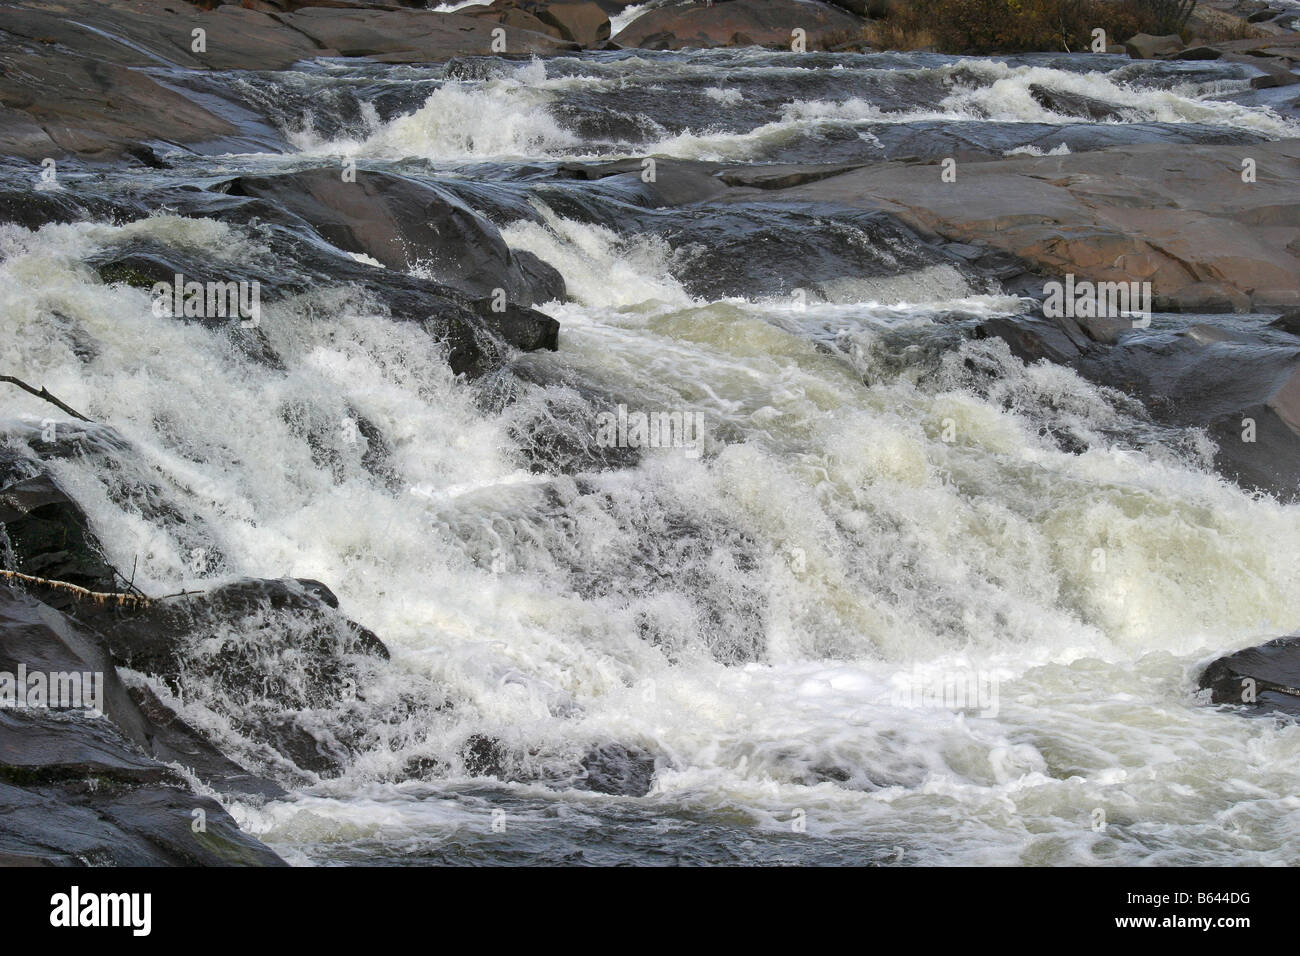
[3,49,1299,865]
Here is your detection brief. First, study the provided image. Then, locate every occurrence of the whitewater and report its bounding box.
[3,49,1299,865]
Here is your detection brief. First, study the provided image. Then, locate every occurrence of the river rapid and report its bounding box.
[3,47,1300,865]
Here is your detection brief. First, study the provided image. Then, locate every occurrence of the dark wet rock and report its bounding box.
[1179,45,1224,60]
[665,204,969,302]
[0,583,283,798]
[612,0,864,50]
[1075,315,1133,346]
[0,184,139,232]
[553,157,729,205]
[72,577,392,779]
[0,713,284,866]
[1223,52,1300,88]
[0,455,119,602]
[577,742,656,796]
[468,298,561,351]
[0,582,285,864]
[91,216,555,377]
[1,419,242,583]
[1028,84,1128,121]
[125,683,285,799]
[975,315,1088,365]
[461,733,508,777]
[0,711,177,786]
[1199,634,1300,717]
[975,309,1300,499]
[223,168,566,307]
[1073,332,1300,499]
[1270,309,1300,336]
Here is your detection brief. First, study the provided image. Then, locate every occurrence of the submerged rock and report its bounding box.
[578,742,657,796]
[1199,635,1300,717]
[1028,84,1129,121]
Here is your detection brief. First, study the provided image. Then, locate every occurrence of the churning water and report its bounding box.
[3,50,1299,865]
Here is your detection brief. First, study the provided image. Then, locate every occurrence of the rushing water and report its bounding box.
[3,49,1300,865]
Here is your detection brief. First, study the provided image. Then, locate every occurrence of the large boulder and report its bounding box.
[975,311,1300,500]
[86,200,559,377]
[0,584,286,864]
[0,466,120,603]
[0,712,285,865]
[470,1,612,45]
[530,1,612,45]
[223,169,566,307]
[773,139,1300,313]
[72,578,398,779]
[612,0,864,50]
[1124,33,1184,59]
[280,5,575,60]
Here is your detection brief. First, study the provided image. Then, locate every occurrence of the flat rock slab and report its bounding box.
[767,140,1300,312]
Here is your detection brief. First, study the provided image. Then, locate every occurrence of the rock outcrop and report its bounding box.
[0,0,578,159]
[223,168,566,306]
[0,584,287,865]
[611,0,865,50]
[770,139,1300,313]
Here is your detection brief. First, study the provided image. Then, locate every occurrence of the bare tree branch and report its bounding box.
[0,569,151,608]
[0,375,93,423]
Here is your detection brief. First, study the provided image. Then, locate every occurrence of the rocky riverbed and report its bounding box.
[1,0,1299,866]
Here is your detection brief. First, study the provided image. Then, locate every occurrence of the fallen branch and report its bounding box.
[0,568,151,608]
[0,375,92,423]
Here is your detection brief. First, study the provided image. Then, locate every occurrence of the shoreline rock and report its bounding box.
[611,0,865,50]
